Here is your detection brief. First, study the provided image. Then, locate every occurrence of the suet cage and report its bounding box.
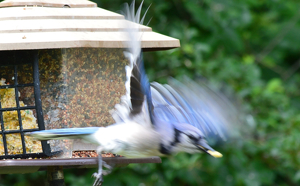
[0,50,53,159]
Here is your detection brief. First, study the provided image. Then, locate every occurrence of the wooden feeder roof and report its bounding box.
[0,0,180,51]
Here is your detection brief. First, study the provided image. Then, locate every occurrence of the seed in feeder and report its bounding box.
[6,133,23,155]
[0,135,4,155]
[25,136,43,153]
[0,78,42,155]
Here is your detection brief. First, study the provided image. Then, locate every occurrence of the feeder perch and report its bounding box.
[0,0,180,177]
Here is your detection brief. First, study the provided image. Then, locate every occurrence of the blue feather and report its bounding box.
[28,127,100,140]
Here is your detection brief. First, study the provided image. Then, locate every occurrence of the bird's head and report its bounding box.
[174,124,223,158]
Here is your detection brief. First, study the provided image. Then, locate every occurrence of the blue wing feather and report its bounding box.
[135,55,154,122]
[28,127,100,140]
[116,1,236,142]
[113,1,154,125]
[150,78,237,141]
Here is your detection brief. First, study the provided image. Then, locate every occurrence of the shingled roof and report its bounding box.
[0,0,180,51]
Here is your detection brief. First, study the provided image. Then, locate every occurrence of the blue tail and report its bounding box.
[28,127,100,140]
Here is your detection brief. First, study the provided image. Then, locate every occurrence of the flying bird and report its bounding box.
[28,1,238,186]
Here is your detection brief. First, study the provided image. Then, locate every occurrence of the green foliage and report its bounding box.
[1,0,300,185]
[0,171,46,186]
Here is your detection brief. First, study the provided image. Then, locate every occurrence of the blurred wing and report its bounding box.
[151,77,239,141]
[111,1,154,126]
[151,83,193,125]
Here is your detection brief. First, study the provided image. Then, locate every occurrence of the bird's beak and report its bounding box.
[197,141,223,158]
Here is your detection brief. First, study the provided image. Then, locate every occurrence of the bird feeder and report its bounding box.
[0,0,179,176]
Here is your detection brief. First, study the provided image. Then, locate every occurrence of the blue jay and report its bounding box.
[29,1,238,186]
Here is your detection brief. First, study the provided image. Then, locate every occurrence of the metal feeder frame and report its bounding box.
[0,50,57,159]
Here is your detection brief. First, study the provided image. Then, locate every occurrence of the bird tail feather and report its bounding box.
[27,127,100,140]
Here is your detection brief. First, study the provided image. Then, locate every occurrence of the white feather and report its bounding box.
[111,1,150,125]
[89,122,162,157]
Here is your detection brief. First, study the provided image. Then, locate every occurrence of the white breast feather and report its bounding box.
[89,122,161,158]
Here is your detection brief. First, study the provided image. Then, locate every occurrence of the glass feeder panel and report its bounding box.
[39,48,127,129]
[25,136,43,153]
[17,64,34,85]
[21,109,38,130]
[6,133,23,155]
[18,86,35,107]
[3,110,19,130]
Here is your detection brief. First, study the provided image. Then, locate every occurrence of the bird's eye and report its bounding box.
[188,135,199,141]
